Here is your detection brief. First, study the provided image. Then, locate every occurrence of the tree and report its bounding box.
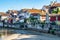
[29,16,40,28]
[52,8,59,14]
[40,22,45,29]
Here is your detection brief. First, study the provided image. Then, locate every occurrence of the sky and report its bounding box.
[0,0,60,12]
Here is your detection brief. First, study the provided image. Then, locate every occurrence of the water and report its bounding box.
[0,28,15,39]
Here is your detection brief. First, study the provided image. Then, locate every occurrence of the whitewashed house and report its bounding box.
[6,10,18,23]
[0,12,9,21]
[17,9,30,23]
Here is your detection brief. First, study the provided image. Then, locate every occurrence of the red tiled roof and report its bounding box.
[8,10,18,14]
[0,12,10,16]
[52,3,60,7]
[21,9,46,15]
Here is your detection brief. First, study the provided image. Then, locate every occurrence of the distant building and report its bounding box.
[21,8,46,22]
[6,10,18,23]
[42,1,60,23]
[18,9,30,23]
[0,12,9,20]
[6,10,18,18]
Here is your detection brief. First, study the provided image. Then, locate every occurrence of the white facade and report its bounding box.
[1,16,8,20]
[17,12,30,23]
[18,12,30,18]
[19,19,24,23]
[40,16,46,22]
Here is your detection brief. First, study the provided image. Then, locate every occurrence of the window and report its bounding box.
[58,7,60,12]
[52,8,58,13]
[50,16,56,21]
[58,16,60,21]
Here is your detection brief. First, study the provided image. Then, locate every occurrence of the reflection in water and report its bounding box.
[0,28,15,40]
